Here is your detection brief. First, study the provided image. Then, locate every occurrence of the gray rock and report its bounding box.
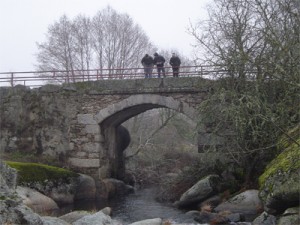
[185,210,201,217]
[277,214,300,225]
[0,203,44,225]
[194,211,229,224]
[277,207,300,225]
[17,186,59,213]
[59,211,91,224]
[0,161,17,196]
[261,168,300,215]
[29,178,77,205]
[198,194,222,209]
[258,141,300,215]
[0,161,45,225]
[100,207,112,216]
[214,189,262,215]
[252,212,276,225]
[176,174,221,207]
[74,174,96,201]
[282,206,300,216]
[41,216,71,225]
[103,178,134,199]
[226,213,243,222]
[72,211,113,225]
[128,218,162,225]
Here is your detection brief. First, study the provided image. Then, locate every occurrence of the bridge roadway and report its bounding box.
[0,77,223,179]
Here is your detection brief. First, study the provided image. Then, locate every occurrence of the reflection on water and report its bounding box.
[58,187,198,224]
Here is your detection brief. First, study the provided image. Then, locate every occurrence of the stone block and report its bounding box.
[68,158,100,168]
[77,114,97,125]
[95,109,110,123]
[94,134,104,142]
[82,142,100,153]
[76,152,87,157]
[98,165,110,179]
[89,153,99,158]
[85,125,99,134]
[69,142,75,150]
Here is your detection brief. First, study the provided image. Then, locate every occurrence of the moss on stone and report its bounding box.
[5,161,78,184]
[259,126,300,189]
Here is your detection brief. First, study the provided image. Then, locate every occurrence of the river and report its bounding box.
[58,187,202,224]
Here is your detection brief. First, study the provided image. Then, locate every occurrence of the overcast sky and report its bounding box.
[0,0,211,72]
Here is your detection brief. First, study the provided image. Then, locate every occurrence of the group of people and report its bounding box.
[141,52,181,78]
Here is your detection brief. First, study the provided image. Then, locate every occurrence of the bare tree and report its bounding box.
[91,7,155,78]
[36,15,77,82]
[72,15,93,80]
[36,6,155,81]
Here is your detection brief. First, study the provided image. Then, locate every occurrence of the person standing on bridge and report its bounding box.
[141,54,154,78]
[153,52,166,78]
[169,53,181,77]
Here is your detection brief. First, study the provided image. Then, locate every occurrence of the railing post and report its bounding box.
[10,73,14,87]
[200,66,203,77]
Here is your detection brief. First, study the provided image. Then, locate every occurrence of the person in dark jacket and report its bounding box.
[153,52,166,78]
[141,54,154,78]
[169,53,181,77]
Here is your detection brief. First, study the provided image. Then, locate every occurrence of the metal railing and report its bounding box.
[0,65,227,88]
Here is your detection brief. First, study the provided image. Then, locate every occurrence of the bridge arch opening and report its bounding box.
[95,94,200,180]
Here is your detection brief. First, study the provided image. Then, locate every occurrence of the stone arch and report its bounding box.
[95,94,199,179]
[95,94,198,125]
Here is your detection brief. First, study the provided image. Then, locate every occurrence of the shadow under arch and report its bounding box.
[95,94,199,179]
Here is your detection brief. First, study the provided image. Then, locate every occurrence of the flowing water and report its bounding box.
[58,187,202,224]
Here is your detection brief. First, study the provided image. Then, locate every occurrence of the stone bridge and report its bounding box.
[0,77,222,179]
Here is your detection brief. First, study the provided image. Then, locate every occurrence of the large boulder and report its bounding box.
[277,207,300,225]
[0,161,17,196]
[74,173,96,201]
[252,211,277,225]
[41,216,70,225]
[175,174,221,208]
[128,218,162,225]
[194,211,229,224]
[258,126,300,215]
[102,178,134,199]
[0,161,44,225]
[277,215,300,225]
[214,189,262,215]
[59,211,91,224]
[72,211,113,225]
[17,186,59,213]
[0,203,44,225]
[59,207,111,224]
[5,161,79,206]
